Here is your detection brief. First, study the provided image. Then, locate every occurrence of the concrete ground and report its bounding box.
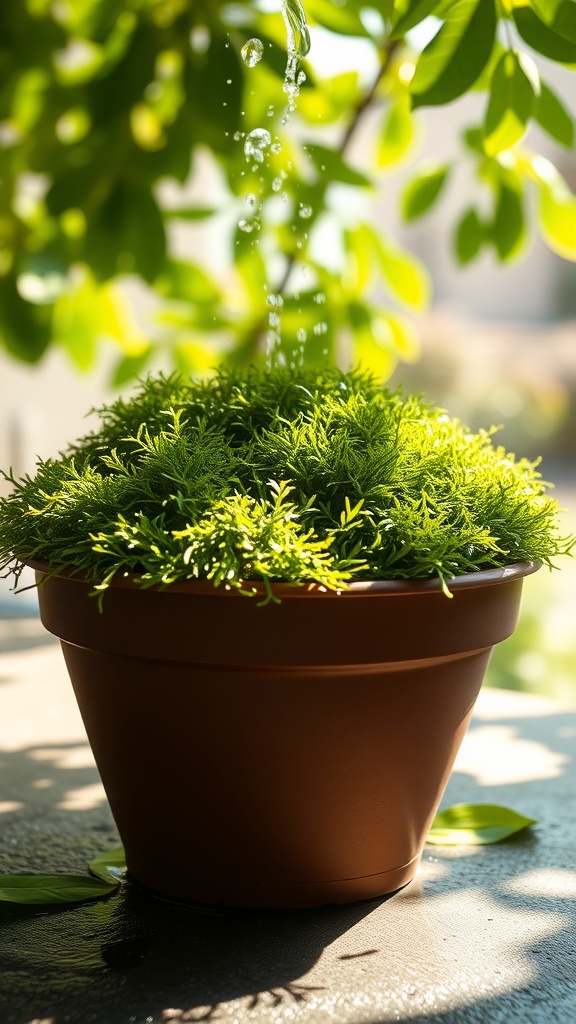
[0,621,575,1024]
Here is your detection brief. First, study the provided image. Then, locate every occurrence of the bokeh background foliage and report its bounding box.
[1,0,575,382]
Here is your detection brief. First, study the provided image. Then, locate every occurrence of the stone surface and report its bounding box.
[0,631,575,1024]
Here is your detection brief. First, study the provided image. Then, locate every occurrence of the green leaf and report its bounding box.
[426,803,538,845]
[344,224,377,290]
[111,348,154,388]
[401,163,450,220]
[462,126,485,153]
[304,0,370,37]
[490,177,526,261]
[483,50,539,156]
[164,206,218,221]
[411,0,497,108]
[89,846,127,885]
[513,6,576,63]
[0,274,52,363]
[380,309,420,359]
[187,35,242,156]
[529,0,576,45]
[156,260,221,305]
[53,280,99,372]
[349,303,398,380]
[305,144,373,188]
[391,0,445,40]
[0,875,118,904]
[454,207,484,264]
[376,96,416,169]
[83,181,166,284]
[532,158,576,261]
[534,81,575,148]
[377,242,431,309]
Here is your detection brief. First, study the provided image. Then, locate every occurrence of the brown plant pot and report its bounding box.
[31,560,538,909]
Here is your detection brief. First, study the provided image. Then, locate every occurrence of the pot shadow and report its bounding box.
[0,703,575,1024]
[0,741,392,1024]
[0,876,392,1024]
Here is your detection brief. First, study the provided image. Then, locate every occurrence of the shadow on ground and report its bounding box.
[0,706,574,1024]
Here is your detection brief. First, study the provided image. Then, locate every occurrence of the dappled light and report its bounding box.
[454,724,568,785]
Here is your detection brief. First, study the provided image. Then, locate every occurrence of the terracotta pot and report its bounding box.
[31,560,538,909]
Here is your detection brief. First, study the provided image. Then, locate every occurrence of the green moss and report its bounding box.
[0,367,572,599]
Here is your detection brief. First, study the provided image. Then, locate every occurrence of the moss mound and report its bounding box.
[0,366,571,600]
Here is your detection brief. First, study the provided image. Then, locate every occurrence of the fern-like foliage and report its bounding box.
[0,367,572,600]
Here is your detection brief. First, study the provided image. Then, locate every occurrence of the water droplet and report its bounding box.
[313,321,328,335]
[241,38,264,68]
[272,177,283,192]
[244,127,271,164]
[244,193,259,212]
[226,79,232,84]
[297,70,306,85]
[298,203,312,219]
[239,218,255,233]
[271,140,282,154]
[296,327,307,343]
[233,131,245,141]
[313,292,326,304]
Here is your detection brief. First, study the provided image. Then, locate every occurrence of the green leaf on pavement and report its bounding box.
[89,846,127,885]
[534,81,575,148]
[426,804,538,845]
[411,0,497,108]
[401,163,450,220]
[483,50,540,156]
[0,875,119,904]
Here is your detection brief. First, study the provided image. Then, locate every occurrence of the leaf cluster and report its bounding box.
[0,367,571,599]
[0,1,574,378]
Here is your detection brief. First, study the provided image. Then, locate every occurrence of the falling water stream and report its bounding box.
[234,0,324,368]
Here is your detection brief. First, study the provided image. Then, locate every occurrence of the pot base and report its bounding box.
[127,856,420,911]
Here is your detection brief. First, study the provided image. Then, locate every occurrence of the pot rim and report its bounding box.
[25,557,540,598]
